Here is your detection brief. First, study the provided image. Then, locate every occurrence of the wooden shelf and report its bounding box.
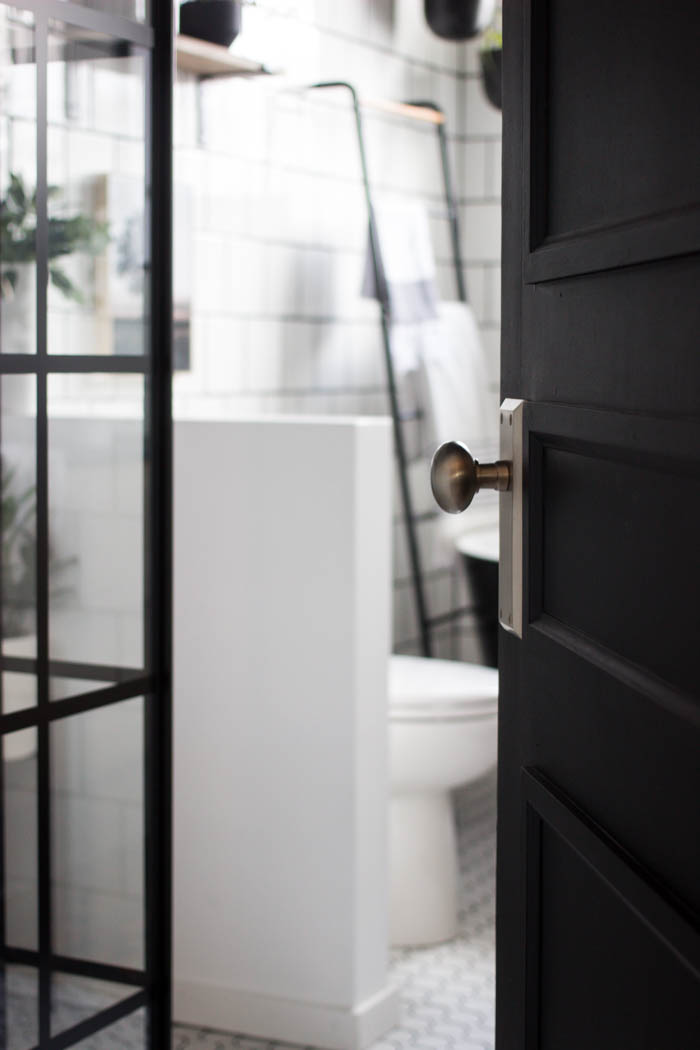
[175,34,272,78]
[362,97,445,126]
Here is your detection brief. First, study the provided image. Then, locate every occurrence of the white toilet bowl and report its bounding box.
[389,654,498,947]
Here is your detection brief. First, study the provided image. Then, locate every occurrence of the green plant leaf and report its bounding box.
[1,172,109,297]
[0,268,18,298]
[49,265,84,303]
[8,173,27,211]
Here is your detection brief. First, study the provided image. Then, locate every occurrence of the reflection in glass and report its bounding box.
[48,375,145,673]
[57,0,147,23]
[0,10,37,355]
[51,974,137,1039]
[70,1007,146,1049]
[50,675,111,703]
[51,697,144,968]
[0,964,39,1050]
[2,375,37,716]
[47,24,147,357]
[4,729,38,948]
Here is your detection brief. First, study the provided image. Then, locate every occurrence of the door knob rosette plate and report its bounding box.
[429,399,524,638]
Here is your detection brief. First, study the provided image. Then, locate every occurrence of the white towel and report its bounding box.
[362,201,439,325]
[414,301,499,546]
[416,301,497,456]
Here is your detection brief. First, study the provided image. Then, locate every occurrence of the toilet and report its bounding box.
[388,654,498,947]
[385,300,500,946]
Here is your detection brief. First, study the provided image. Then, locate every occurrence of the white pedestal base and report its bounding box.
[174,419,396,1049]
[389,792,458,947]
[174,980,399,1050]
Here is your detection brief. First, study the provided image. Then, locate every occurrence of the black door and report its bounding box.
[0,1,172,1046]
[497,1,700,1048]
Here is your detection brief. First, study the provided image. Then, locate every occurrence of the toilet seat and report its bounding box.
[389,654,498,722]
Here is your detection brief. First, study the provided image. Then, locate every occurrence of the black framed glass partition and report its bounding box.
[0,1,172,1046]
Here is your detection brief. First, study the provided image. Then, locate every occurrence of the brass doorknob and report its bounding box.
[430,441,511,514]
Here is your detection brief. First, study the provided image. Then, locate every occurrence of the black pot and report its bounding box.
[424,0,482,41]
[480,48,502,110]
[179,0,241,47]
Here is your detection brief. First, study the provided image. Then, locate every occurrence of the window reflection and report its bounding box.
[47,23,147,357]
[0,10,37,355]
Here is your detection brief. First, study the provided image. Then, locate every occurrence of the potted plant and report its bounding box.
[479,8,502,111]
[2,461,35,639]
[424,0,483,40]
[2,458,74,761]
[179,0,242,47]
[1,172,109,354]
[2,460,37,761]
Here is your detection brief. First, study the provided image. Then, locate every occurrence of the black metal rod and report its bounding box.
[0,378,7,1050]
[310,81,433,656]
[0,676,157,736]
[0,355,148,374]
[144,1,174,1044]
[49,989,147,1050]
[401,99,467,304]
[438,120,467,303]
[0,656,145,683]
[34,12,52,1044]
[3,946,145,989]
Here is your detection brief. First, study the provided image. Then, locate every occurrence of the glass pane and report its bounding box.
[51,974,137,1039]
[50,675,112,703]
[47,23,147,356]
[2,375,37,714]
[48,375,145,675]
[51,697,144,968]
[0,9,37,356]
[70,1006,146,1049]
[4,728,37,950]
[0,964,38,1050]
[56,1,147,23]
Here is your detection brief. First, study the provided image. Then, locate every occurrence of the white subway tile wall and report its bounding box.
[0,2,501,1005]
[46,0,502,658]
[174,0,502,657]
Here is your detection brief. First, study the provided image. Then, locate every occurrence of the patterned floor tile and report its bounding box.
[2,770,496,1050]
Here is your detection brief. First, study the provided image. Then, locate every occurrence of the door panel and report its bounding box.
[498,1,700,1047]
[527,0,700,270]
[538,0,700,240]
[523,260,700,413]
[524,773,700,1050]
[528,407,700,696]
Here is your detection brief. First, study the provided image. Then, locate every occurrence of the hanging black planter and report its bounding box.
[480,47,502,110]
[424,0,482,41]
[179,0,241,47]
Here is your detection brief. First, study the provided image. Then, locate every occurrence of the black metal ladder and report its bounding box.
[309,82,468,657]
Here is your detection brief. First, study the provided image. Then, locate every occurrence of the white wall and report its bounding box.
[4,1,502,656]
[171,0,503,657]
[0,0,503,1021]
[33,0,502,658]
[173,417,396,1049]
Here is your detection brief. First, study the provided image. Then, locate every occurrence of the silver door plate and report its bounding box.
[499,398,524,637]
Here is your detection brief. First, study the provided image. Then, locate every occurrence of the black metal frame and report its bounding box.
[309,83,467,657]
[0,1,172,1046]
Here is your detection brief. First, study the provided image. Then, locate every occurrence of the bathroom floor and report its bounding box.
[1,772,495,1050]
[172,768,497,1050]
